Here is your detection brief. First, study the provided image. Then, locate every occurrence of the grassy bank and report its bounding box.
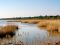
[0,25,18,38]
[20,19,60,32]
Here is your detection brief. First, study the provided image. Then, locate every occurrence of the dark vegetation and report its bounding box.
[20,15,60,19]
[0,15,60,20]
[0,25,18,38]
[0,32,15,38]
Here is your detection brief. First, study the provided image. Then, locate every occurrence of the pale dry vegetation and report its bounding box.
[0,24,18,38]
[20,19,60,32]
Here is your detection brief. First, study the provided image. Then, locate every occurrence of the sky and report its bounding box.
[0,0,60,18]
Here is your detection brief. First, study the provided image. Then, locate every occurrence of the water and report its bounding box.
[15,22,49,45]
[0,20,60,45]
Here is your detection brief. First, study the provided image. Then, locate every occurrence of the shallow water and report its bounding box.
[0,21,60,45]
[15,22,48,45]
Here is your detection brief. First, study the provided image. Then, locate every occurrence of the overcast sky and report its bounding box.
[0,0,60,18]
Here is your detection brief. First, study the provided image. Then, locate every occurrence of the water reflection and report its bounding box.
[0,21,60,45]
[16,22,49,45]
[48,31,60,43]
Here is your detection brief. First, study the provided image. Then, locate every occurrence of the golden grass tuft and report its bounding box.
[58,26,60,32]
[0,25,18,34]
[37,21,48,28]
[28,21,40,24]
[0,24,18,38]
[47,24,58,32]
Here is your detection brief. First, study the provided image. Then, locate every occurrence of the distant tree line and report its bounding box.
[0,15,60,20]
[19,15,60,19]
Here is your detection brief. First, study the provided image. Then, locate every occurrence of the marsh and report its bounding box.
[0,20,60,45]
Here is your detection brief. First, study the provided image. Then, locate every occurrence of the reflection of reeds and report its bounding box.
[48,30,60,37]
